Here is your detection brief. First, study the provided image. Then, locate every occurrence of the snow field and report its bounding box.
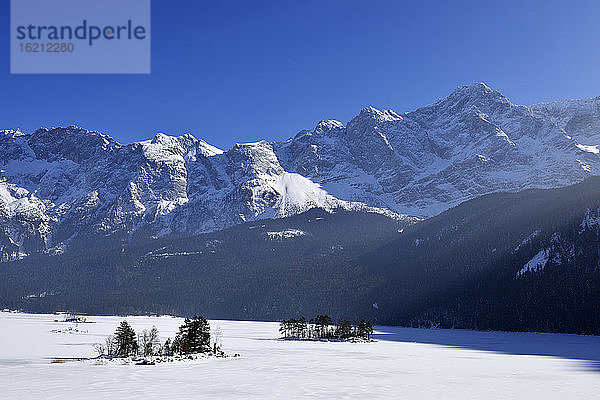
[1,312,599,399]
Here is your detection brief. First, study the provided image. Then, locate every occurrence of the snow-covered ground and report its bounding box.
[1,312,599,399]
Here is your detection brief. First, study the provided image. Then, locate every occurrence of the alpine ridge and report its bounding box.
[1,82,599,261]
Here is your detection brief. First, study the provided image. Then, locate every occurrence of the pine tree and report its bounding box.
[357,320,373,339]
[295,317,307,338]
[175,316,211,354]
[171,335,182,355]
[314,315,333,339]
[163,338,172,356]
[335,319,353,339]
[279,319,291,338]
[114,320,138,356]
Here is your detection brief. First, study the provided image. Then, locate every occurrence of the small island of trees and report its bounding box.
[279,315,374,341]
[93,315,228,365]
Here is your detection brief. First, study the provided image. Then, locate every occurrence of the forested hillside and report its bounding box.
[0,209,408,319]
[359,177,600,333]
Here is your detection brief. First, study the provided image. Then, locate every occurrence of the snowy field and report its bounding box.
[1,312,600,399]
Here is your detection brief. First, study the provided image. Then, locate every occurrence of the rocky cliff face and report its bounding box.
[1,83,599,261]
[530,96,600,146]
[0,128,392,262]
[276,83,600,216]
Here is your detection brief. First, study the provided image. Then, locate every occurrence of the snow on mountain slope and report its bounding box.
[0,180,50,261]
[276,83,600,216]
[531,97,600,146]
[1,82,599,261]
[0,129,395,260]
[162,140,392,236]
[517,248,550,277]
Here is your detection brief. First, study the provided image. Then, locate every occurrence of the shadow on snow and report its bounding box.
[373,326,600,372]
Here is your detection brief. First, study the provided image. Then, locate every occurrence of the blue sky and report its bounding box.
[1,0,600,150]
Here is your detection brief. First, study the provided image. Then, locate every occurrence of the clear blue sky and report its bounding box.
[2,0,600,150]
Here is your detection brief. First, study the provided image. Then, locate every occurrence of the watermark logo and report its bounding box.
[11,0,151,74]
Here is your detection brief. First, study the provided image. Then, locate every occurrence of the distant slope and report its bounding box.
[357,177,600,334]
[531,97,600,146]
[0,209,410,319]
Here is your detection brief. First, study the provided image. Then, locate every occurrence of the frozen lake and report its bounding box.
[1,311,599,399]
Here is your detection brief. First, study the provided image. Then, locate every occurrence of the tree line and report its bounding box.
[279,315,373,340]
[94,315,221,358]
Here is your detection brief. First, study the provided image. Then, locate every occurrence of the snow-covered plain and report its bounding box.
[1,312,600,399]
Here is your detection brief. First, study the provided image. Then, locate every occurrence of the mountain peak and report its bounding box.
[417,82,513,116]
[314,120,344,132]
[0,129,25,138]
[291,120,344,140]
[356,106,402,122]
[448,82,496,99]
[197,139,223,156]
[466,81,491,91]
[30,125,115,145]
[181,133,197,141]
[151,132,192,143]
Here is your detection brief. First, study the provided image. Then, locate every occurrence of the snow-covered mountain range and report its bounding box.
[1,82,599,261]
